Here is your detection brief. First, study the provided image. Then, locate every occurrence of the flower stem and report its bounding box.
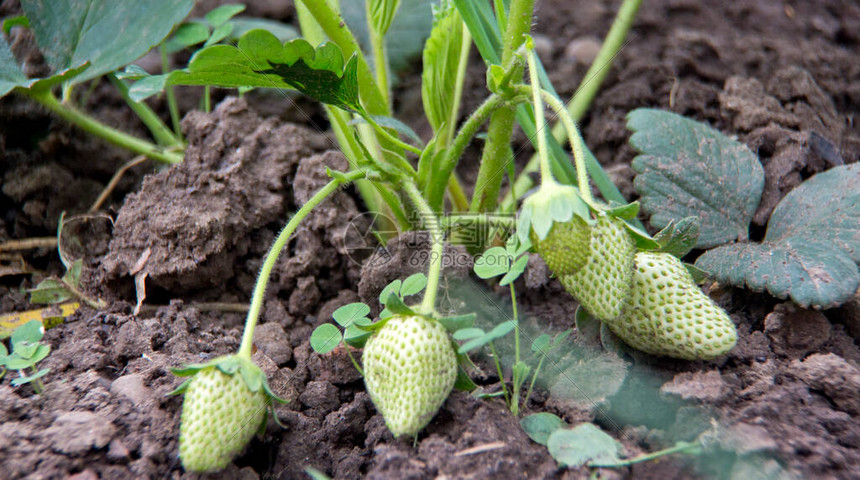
[161,46,183,137]
[238,170,365,359]
[369,27,390,107]
[24,89,183,164]
[526,49,554,185]
[403,182,443,315]
[541,89,595,206]
[107,73,181,148]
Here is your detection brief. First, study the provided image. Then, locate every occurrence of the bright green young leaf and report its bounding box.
[521,412,567,446]
[310,323,342,354]
[654,216,700,258]
[0,342,7,357]
[474,246,510,279]
[499,255,528,286]
[350,115,423,146]
[344,318,373,348]
[332,302,371,327]
[696,163,860,308]
[205,23,234,47]
[29,344,51,364]
[368,0,402,36]
[437,313,476,333]
[21,0,193,85]
[530,334,551,355]
[452,327,485,341]
[400,272,428,296]
[62,259,83,287]
[627,108,764,248]
[228,18,297,42]
[547,423,623,467]
[381,293,415,316]
[421,3,464,137]
[606,201,640,220]
[11,320,43,357]
[205,4,246,27]
[457,320,517,354]
[164,22,211,53]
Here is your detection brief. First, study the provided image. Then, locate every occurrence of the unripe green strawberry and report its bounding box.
[363,315,457,437]
[608,252,737,360]
[559,215,635,321]
[178,364,267,472]
[531,216,591,275]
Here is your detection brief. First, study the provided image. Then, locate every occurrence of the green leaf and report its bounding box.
[1,37,90,97]
[547,423,623,467]
[205,23,234,47]
[228,18,297,43]
[474,246,510,279]
[457,320,516,354]
[654,216,701,258]
[62,259,83,288]
[696,163,860,308]
[160,32,362,112]
[310,323,342,354]
[400,272,428,296]
[332,302,371,328]
[379,279,402,305]
[164,22,210,53]
[606,201,641,220]
[521,412,567,446]
[29,344,50,364]
[499,255,528,286]
[574,306,600,343]
[11,320,43,350]
[29,278,75,305]
[599,322,632,358]
[452,327,485,341]
[305,467,333,480]
[368,0,402,35]
[437,313,475,333]
[341,0,435,72]
[205,4,245,27]
[21,0,193,85]
[11,367,49,386]
[344,318,373,348]
[454,364,478,391]
[696,238,859,308]
[167,378,193,395]
[4,355,35,370]
[382,293,415,316]
[0,342,7,357]
[421,4,464,136]
[530,333,551,355]
[627,108,764,248]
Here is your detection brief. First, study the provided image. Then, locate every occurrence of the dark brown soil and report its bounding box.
[1,0,859,479]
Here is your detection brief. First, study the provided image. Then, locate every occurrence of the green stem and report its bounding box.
[541,89,595,205]
[346,347,364,376]
[444,24,472,148]
[593,441,700,468]
[524,355,545,408]
[204,86,211,113]
[107,73,181,147]
[369,27,390,107]
[238,170,365,359]
[468,0,535,215]
[25,90,183,164]
[403,182,444,314]
[510,282,520,415]
[427,93,509,212]
[526,50,553,185]
[489,340,510,406]
[161,47,183,137]
[500,0,642,210]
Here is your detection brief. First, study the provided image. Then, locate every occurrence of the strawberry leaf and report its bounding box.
[21,0,192,85]
[521,412,567,446]
[627,108,764,248]
[310,323,342,354]
[696,163,860,308]
[547,423,623,467]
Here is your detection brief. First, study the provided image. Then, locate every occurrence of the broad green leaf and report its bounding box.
[21,0,193,85]
[382,293,415,316]
[457,320,516,354]
[332,302,371,327]
[550,352,628,406]
[341,0,435,72]
[379,280,402,306]
[452,327,484,341]
[627,108,764,248]
[421,4,464,136]
[0,36,27,96]
[765,163,860,262]
[0,342,7,357]
[344,318,373,348]
[696,163,860,308]
[205,23,234,47]
[696,238,859,308]
[156,32,363,112]
[29,344,51,364]
[205,4,245,28]
[11,320,43,358]
[62,259,83,287]
[350,115,423,146]
[454,355,478,391]
[29,278,74,305]
[5,354,35,370]
[499,255,528,286]
[521,412,567,446]
[530,334,551,355]
[606,201,640,220]
[654,216,700,258]
[547,423,623,467]
[400,272,428,296]
[310,323,342,354]
[116,65,149,80]
[368,0,402,36]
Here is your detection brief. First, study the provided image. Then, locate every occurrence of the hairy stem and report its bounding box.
[526,50,553,184]
[369,27,390,107]
[239,170,365,359]
[107,74,180,147]
[25,90,183,164]
[468,0,535,215]
[160,47,183,137]
[403,182,444,314]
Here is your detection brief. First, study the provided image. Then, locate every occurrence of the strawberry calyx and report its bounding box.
[170,354,286,406]
[517,180,592,244]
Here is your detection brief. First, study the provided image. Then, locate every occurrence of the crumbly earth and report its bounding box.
[1,0,859,479]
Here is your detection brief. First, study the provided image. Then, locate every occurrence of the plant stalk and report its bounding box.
[238,170,365,359]
[107,74,181,147]
[468,0,535,215]
[369,27,390,107]
[25,90,183,164]
[402,182,444,314]
[160,47,183,136]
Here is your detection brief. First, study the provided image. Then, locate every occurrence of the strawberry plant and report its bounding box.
[0,320,51,394]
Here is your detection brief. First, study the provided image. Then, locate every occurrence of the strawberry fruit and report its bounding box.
[559,214,635,321]
[363,315,457,437]
[173,356,282,472]
[531,216,591,275]
[609,252,737,360]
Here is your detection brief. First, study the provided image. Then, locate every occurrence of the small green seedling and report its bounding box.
[0,320,51,394]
